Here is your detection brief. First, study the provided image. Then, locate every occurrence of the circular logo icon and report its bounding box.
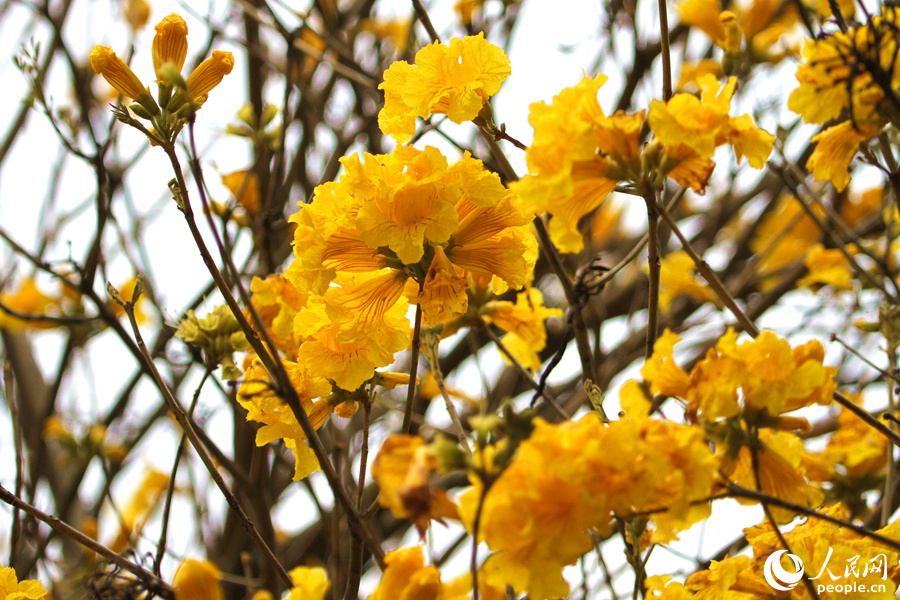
[764,550,804,591]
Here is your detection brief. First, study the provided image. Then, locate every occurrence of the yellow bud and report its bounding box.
[186,51,235,105]
[124,0,150,31]
[153,14,189,81]
[90,46,148,101]
[720,11,742,54]
[172,559,223,600]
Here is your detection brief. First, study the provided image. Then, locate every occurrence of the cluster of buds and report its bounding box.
[90,14,234,145]
[175,305,249,379]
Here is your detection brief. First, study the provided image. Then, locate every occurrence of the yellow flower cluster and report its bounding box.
[648,504,900,599]
[514,73,773,252]
[643,329,837,521]
[368,546,505,600]
[789,7,900,190]
[379,33,511,143]
[90,13,233,142]
[231,37,547,480]
[643,329,836,420]
[287,144,535,335]
[457,408,717,600]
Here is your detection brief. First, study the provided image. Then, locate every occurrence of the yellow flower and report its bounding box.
[0,278,63,332]
[683,555,774,598]
[152,14,189,81]
[459,414,717,599]
[641,329,691,398]
[656,250,719,312]
[787,9,900,191]
[124,0,150,31]
[482,287,562,372]
[806,121,877,192]
[418,245,469,326]
[652,328,836,421]
[378,33,511,143]
[747,504,900,596]
[824,393,889,478]
[798,243,854,290]
[172,559,223,600]
[676,0,799,58]
[294,281,411,392]
[109,468,169,552]
[649,75,773,168]
[286,566,330,600]
[649,75,735,159]
[322,270,409,341]
[0,567,47,600]
[291,145,528,334]
[89,46,148,100]
[222,170,259,215]
[238,358,333,479]
[186,50,235,105]
[355,179,459,265]
[368,546,442,600]
[371,435,459,536]
[248,275,307,352]
[720,430,823,523]
[512,74,621,252]
[750,195,825,290]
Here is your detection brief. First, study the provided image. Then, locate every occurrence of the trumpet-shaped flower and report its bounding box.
[186,51,235,105]
[482,287,562,372]
[649,75,774,169]
[368,547,442,600]
[238,358,334,479]
[172,559,223,600]
[152,14,188,80]
[371,435,459,536]
[0,566,47,600]
[379,33,511,143]
[90,46,149,101]
[459,412,717,599]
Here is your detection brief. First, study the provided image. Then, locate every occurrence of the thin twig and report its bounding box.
[117,290,293,588]
[644,191,661,359]
[411,0,441,43]
[657,0,672,100]
[3,362,24,567]
[403,303,424,434]
[480,321,570,419]
[0,483,174,599]
[154,368,212,576]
